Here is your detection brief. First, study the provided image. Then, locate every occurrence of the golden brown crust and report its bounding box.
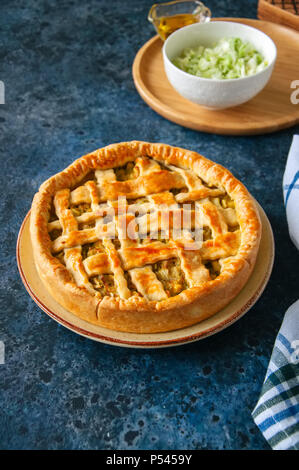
[30,141,261,333]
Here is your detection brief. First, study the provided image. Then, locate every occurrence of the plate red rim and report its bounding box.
[17,210,274,348]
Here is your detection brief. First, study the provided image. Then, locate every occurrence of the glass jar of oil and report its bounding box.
[148,1,211,41]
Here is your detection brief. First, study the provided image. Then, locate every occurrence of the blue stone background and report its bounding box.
[0,0,298,450]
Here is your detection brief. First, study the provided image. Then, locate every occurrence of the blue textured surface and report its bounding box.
[0,0,298,450]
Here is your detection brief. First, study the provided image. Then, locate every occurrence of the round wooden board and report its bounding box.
[17,204,274,349]
[132,18,299,135]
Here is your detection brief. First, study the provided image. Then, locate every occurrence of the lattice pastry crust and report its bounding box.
[30,141,261,333]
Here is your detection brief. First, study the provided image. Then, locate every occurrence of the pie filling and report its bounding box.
[115,161,139,181]
[50,228,62,241]
[48,156,240,300]
[153,258,188,297]
[82,240,105,259]
[90,274,116,296]
[71,203,92,217]
[205,260,221,280]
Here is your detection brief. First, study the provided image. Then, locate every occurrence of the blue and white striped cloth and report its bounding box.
[252,135,299,450]
[283,135,299,250]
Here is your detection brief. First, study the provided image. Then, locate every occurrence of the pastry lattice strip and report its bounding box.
[48,156,234,236]
[50,157,241,301]
[53,188,94,294]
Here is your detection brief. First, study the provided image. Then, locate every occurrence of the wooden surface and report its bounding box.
[132,18,299,135]
[258,0,299,31]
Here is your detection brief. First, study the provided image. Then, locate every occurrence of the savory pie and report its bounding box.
[30,141,261,333]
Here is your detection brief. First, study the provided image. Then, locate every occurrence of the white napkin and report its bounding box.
[252,135,299,450]
[283,135,299,250]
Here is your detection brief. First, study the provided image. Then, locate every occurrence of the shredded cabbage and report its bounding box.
[172,37,268,79]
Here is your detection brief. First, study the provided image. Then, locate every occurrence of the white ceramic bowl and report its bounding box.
[163,21,277,109]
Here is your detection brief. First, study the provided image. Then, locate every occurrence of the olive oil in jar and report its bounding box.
[155,13,199,40]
